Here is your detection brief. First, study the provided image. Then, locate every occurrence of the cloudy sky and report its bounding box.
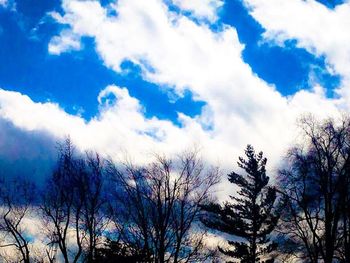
[0,0,348,180]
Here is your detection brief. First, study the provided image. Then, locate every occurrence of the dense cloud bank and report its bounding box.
[0,118,56,182]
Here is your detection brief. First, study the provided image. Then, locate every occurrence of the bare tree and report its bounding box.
[41,139,110,263]
[0,177,36,263]
[78,152,110,262]
[40,138,84,263]
[107,151,220,263]
[277,116,350,262]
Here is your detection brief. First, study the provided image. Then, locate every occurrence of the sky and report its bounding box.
[0,0,349,182]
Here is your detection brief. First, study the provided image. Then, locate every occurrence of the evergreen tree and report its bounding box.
[201,145,279,263]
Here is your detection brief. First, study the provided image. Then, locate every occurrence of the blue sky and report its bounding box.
[0,0,340,122]
[0,0,349,179]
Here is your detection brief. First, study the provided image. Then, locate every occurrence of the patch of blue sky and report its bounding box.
[24,233,35,243]
[219,0,341,97]
[315,0,345,9]
[0,0,205,125]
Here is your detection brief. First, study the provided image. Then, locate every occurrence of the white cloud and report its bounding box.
[0,0,346,189]
[171,0,223,22]
[0,0,6,7]
[243,0,350,100]
[0,87,213,165]
[0,85,341,178]
[48,29,81,55]
[45,0,345,166]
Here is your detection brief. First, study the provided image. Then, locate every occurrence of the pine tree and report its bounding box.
[201,145,279,263]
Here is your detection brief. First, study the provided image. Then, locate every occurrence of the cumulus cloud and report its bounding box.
[0,0,346,189]
[48,29,81,55]
[0,87,213,165]
[0,85,340,181]
[171,0,223,22]
[45,0,345,165]
[243,0,350,100]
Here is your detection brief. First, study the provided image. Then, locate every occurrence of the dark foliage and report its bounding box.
[95,239,152,263]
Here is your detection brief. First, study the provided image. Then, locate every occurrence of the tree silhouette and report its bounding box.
[95,238,150,263]
[277,116,350,263]
[78,152,110,263]
[201,145,279,263]
[0,177,35,263]
[40,138,85,263]
[107,151,220,263]
[40,138,111,263]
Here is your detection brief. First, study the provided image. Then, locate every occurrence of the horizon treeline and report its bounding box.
[1,115,350,262]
